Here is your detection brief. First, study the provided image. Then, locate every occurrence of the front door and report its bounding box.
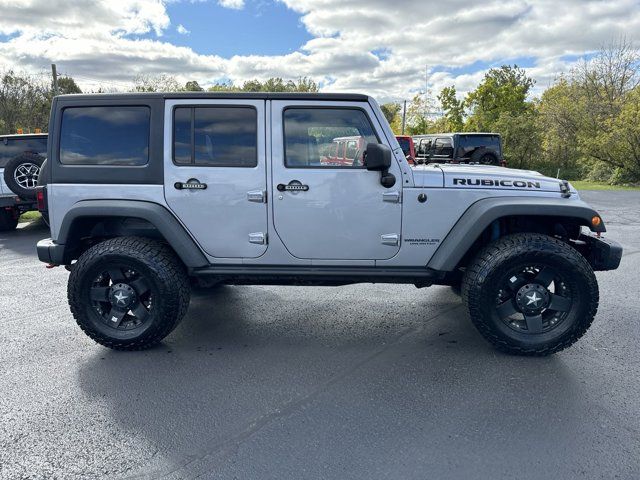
[164,99,268,258]
[270,101,402,261]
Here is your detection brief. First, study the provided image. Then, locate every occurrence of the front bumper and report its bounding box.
[37,238,66,265]
[577,234,623,271]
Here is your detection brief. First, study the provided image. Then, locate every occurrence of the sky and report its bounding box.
[0,0,639,102]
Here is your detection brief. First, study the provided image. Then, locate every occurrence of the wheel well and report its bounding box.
[64,216,168,260]
[455,215,586,270]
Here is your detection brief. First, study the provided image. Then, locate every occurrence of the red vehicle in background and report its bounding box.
[321,136,366,167]
[395,135,416,164]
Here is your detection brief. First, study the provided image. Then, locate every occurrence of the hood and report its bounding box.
[412,164,576,194]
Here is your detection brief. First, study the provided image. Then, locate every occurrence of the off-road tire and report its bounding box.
[3,152,44,199]
[461,233,598,356]
[68,236,191,350]
[0,208,19,231]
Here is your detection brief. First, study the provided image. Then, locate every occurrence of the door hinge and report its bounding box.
[249,232,267,245]
[381,234,400,246]
[247,190,267,203]
[382,191,402,203]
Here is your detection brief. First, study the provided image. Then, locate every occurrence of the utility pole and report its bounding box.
[401,100,407,134]
[51,63,59,96]
[424,64,430,118]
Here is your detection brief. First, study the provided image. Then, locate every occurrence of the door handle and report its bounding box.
[174,178,207,190]
[247,190,267,203]
[277,181,309,192]
[382,191,402,203]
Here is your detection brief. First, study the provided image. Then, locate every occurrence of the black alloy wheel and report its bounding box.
[462,233,599,356]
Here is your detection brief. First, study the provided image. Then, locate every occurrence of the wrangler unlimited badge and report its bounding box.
[453,178,541,188]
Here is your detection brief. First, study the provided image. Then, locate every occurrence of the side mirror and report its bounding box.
[364,143,391,171]
[364,143,395,188]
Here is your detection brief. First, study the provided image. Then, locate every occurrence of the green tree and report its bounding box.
[57,76,82,95]
[133,74,182,92]
[405,94,436,135]
[0,70,50,133]
[380,102,401,126]
[184,80,204,92]
[239,77,319,93]
[437,86,464,131]
[465,65,535,131]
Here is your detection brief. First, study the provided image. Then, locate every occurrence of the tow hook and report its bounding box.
[45,263,59,269]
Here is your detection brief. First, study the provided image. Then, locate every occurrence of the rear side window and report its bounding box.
[59,106,150,165]
[0,137,47,168]
[460,135,500,149]
[173,106,257,167]
[283,108,378,168]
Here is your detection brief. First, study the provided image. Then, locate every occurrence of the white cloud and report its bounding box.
[0,0,638,102]
[176,24,190,35]
[218,0,244,10]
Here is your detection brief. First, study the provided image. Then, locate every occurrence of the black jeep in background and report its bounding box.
[413,132,505,166]
[0,133,47,231]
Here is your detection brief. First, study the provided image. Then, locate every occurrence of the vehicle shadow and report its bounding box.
[75,285,585,478]
[0,218,49,256]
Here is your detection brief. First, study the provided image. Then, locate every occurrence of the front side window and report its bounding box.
[60,106,150,165]
[283,108,378,168]
[173,106,257,167]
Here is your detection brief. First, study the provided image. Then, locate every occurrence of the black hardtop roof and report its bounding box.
[54,92,370,102]
[0,133,48,139]
[413,132,500,137]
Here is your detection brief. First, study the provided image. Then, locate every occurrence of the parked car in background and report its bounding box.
[395,135,416,164]
[321,135,366,167]
[0,133,47,231]
[413,133,505,166]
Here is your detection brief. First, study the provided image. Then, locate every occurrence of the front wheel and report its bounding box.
[68,237,191,350]
[462,233,599,356]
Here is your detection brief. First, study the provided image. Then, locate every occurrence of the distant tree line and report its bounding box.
[382,40,640,184]
[1,40,638,184]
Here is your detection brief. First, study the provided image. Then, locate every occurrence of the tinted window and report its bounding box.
[173,107,191,165]
[397,137,410,156]
[60,106,149,165]
[0,137,47,168]
[284,108,378,168]
[434,138,453,148]
[459,135,500,149]
[173,106,257,167]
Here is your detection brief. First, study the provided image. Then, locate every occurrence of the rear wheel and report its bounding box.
[462,233,598,356]
[0,208,19,231]
[68,237,191,350]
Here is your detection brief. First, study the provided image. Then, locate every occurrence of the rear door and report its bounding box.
[163,99,268,258]
[270,101,402,261]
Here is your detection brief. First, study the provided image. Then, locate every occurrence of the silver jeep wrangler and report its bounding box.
[36,92,622,355]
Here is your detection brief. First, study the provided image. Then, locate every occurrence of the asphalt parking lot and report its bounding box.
[1,191,639,480]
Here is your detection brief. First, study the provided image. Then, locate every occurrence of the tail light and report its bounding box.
[36,187,47,211]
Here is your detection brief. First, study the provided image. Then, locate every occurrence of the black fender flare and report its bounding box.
[427,196,605,271]
[48,200,208,268]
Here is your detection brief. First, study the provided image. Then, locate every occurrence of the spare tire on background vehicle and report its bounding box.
[3,152,44,200]
[470,148,499,166]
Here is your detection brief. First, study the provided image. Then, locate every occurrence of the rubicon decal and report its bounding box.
[453,178,541,188]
